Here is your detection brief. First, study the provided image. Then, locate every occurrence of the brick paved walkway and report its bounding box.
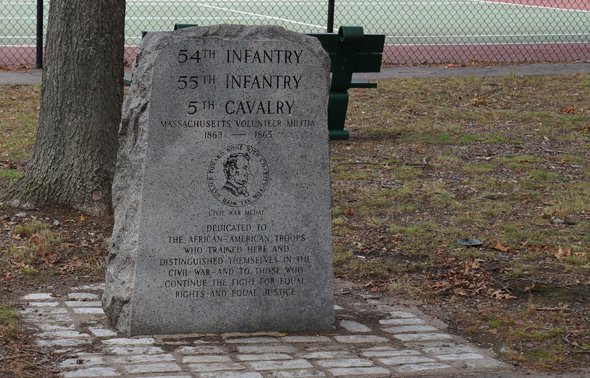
[20,283,508,377]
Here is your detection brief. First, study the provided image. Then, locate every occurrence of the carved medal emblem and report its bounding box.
[207,144,269,207]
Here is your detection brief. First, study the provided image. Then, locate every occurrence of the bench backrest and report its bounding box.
[174,24,196,30]
[308,27,384,91]
[308,30,384,73]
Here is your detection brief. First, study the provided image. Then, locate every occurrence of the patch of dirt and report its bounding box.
[1,207,111,377]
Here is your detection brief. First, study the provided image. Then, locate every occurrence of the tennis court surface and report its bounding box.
[1,0,589,65]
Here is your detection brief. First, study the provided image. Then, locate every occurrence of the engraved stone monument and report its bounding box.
[103,25,334,335]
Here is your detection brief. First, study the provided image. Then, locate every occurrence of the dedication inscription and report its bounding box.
[103,25,334,335]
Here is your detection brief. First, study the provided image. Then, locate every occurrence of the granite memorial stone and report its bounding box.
[103,25,334,335]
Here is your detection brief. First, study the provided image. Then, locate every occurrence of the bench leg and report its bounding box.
[328,91,350,140]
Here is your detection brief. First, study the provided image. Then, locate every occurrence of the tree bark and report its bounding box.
[1,0,125,216]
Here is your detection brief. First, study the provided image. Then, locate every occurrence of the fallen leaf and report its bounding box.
[42,253,60,267]
[494,242,510,253]
[560,106,577,114]
[491,289,517,300]
[465,259,482,270]
[524,283,536,292]
[552,247,571,261]
[454,288,468,296]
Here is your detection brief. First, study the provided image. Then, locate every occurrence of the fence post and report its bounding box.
[327,0,335,33]
[36,0,43,69]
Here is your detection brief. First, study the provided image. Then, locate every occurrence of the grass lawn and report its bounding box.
[1,74,589,374]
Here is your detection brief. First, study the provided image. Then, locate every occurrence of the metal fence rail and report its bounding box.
[1,0,589,67]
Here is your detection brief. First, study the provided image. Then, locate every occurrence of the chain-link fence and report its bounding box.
[1,1,589,67]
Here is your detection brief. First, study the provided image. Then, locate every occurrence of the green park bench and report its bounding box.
[308,27,385,139]
[126,25,385,140]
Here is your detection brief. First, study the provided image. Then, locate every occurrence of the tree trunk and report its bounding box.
[1,0,125,216]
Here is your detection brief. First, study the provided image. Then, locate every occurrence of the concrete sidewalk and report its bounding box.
[361,62,590,79]
[2,63,590,86]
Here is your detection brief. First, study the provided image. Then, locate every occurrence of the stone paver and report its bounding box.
[333,335,389,343]
[30,301,60,307]
[383,325,439,333]
[329,367,391,376]
[123,363,182,374]
[65,301,103,307]
[108,346,166,355]
[73,307,105,314]
[23,307,67,314]
[339,320,372,333]
[378,317,425,326]
[385,310,415,318]
[394,362,452,373]
[300,351,353,359]
[188,362,245,372]
[22,293,55,300]
[60,356,105,368]
[37,330,89,338]
[111,353,176,364]
[177,345,227,354]
[25,314,72,322]
[378,355,435,365]
[89,327,118,337]
[421,344,477,354]
[315,358,374,368]
[38,324,74,331]
[225,337,280,344]
[18,287,508,377]
[63,367,119,377]
[436,352,485,361]
[269,370,325,377]
[67,292,100,300]
[102,337,155,345]
[393,332,454,341]
[36,338,88,347]
[238,345,297,354]
[281,336,331,343]
[236,353,292,361]
[361,348,422,358]
[198,373,262,378]
[182,355,233,363]
[247,359,313,370]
